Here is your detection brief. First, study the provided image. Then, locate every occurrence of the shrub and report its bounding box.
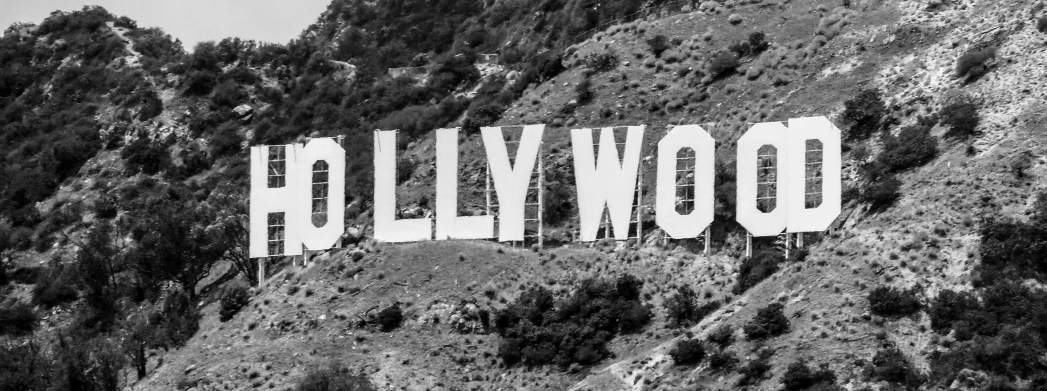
[209,81,249,109]
[707,50,739,78]
[296,363,376,391]
[728,41,752,57]
[122,137,169,175]
[136,88,163,120]
[876,119,938,173]
[31,264,79,307]
[463,101,506,134]
[749,32,770,54]
[733,251,783,294]
[940,97,980,138]
[955,47,996,80]
[185,70,219,95]
[927,289,981,332]
[707,324,735,348]
[377,304,403,332]
[743,303,789,340]
[575,77,593,105]
[219,284,250,322]
[395,157,416,185]
[493,274,652,368]
[208,121,243,157]
[1038,17,1047,33]
[860,174,901,210]
[708,349,738,371]
[737,349,774,386]
[669,338,705,366]
[866,345,923,388]
[647,34,670,58]
[93,194,119,219]
[0,302,36,335]
[841,89,885,140]
[868,286,922,317]
[782,360,838,391]
[664,286,720,328]
[585,52,619,73]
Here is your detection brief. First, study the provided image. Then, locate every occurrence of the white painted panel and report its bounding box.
[481,125,544,241]
[572,126,645,241]
[737,122,789,237]
[656,125,715,238]
[435,128,494,240]
[294,138,346,250]
[786,116,842,233]
[373,130,431,242]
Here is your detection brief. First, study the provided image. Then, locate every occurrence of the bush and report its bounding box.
[664,285,720,328]
[841,89,885,140]
[733,251,783,294]
[955,47,996,80]
[584,52,619,73]
[395,157,416,185]
[927,289,981,332]
[219,284,250,322]
[1038,17,1047,33]
[575,77,593,105]
[377,304,403,331]
[743,303,789,340]
[737,349,774,387]
[707,50,739,78]
[749,32,770,54]
[669,338,705,366]
[707,324,735,348]
[868,286,922,317]
[866,345,922,388]
[0,302,36,335]
[876,119,938,173]
[122,137,169,175]
[135,88,163,120]
[782,360,838,391]
[31,264,78,307]
[647,34,670,57]
[185,70,218,95]
[93,194,119,219]
[860,174,901,210]
[209,81,249,110]
[296,363,376,391]
[708,349,738,371]
[208,121,243,158]
[940,97,980,138]
[493,275,652,368]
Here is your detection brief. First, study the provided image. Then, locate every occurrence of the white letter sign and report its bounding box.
[737,117,841,237]
[572,126,645,242]
[250,138,347,257]
[481,125,544,242]
[656,125,715,238]
[436,128,494,240]
[373,130,431,242]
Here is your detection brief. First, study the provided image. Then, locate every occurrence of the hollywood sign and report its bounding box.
[248,117,841,258]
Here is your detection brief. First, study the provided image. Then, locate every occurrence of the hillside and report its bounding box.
[2,0,1047,390]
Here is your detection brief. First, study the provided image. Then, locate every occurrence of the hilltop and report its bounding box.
[2,0,1047,390]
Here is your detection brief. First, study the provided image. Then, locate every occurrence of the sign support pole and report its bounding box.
[746,232,752,258]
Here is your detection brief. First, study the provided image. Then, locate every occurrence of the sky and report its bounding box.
[0,0,332,48]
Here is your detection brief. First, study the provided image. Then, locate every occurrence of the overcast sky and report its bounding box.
[0,0,332,48]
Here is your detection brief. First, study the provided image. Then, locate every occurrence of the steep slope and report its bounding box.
[4,0,1047,390]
